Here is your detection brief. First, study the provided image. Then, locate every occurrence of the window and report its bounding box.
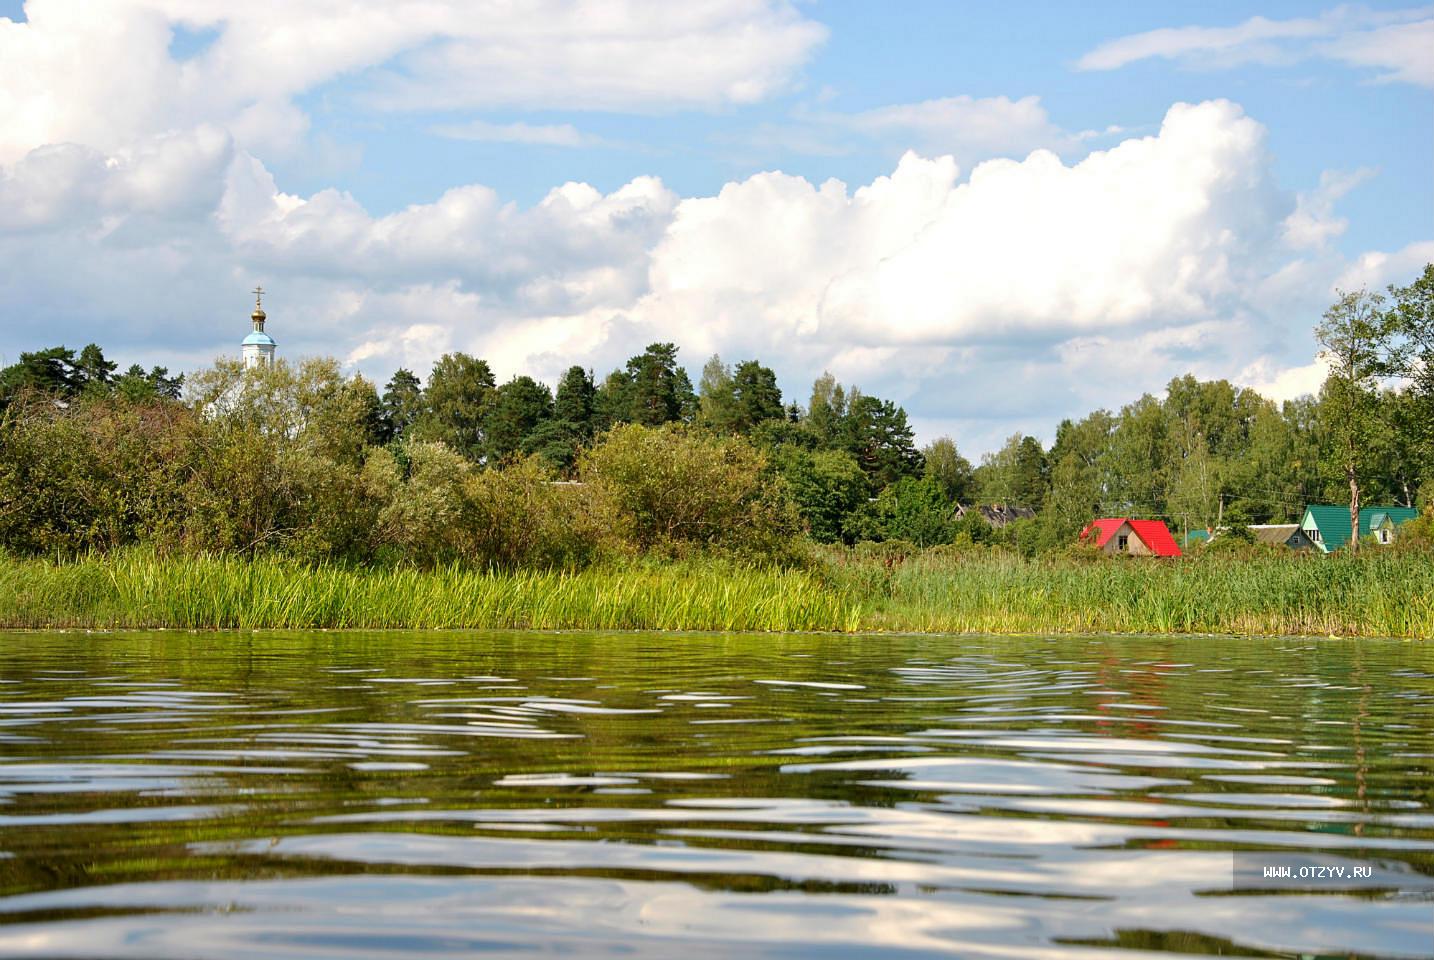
[1380,529,1391,544]
[1308,528,1321,542]
[1117,534,1129,551]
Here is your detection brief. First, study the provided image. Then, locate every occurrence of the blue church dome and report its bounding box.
[243,331,276,346]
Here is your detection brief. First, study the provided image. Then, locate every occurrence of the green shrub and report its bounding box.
[580,423,800,559]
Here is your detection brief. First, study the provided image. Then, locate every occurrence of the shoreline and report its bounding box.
[3,550,1431,638]
[0,624,1405,642]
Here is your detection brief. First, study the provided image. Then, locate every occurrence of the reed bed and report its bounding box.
[0,553,857,633]
[850,549,1434,637]
[0,549,1430,637]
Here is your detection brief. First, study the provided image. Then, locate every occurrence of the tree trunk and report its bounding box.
[1348,465,1360,555]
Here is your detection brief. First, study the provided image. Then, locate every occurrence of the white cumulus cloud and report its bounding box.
[0,95,1423,455]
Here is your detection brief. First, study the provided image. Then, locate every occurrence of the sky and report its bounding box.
[0,0,1430,455]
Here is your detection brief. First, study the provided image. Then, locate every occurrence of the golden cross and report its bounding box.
[253,285,264,309]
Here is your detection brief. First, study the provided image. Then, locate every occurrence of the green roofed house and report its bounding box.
[1299,504,1418,552]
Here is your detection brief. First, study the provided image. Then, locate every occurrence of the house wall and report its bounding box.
[1099,522,1144,555]
[1299,514,1329,553]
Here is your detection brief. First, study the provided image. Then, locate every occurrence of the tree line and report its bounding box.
[1,264,1429,563]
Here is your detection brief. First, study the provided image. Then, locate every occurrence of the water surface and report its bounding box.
[0,631,1431,958]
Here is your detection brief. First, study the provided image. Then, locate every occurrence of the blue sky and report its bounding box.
[0,1,1430,453]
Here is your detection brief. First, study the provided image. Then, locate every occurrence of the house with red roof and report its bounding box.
[1079,518,1182,557]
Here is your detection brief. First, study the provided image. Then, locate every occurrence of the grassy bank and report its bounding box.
[0,552,857,633]
[846,549,1434,637]
[1,549,1432,637]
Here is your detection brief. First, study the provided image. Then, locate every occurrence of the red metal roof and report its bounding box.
[1127,520,1182,557]
[1080,518,1126,548]
[1080,518,1182,557]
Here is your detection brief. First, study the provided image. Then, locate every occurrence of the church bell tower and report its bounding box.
[241,286,277,368]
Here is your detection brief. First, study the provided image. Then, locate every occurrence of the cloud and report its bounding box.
[1238,356,1333,403]
[757,101,1287,347]
[0,98,1422,455]
[843,95,1075,160]
[723,94,1082,169]
[0,0,827,165]
[1076,6,1434,87]
[364,0,828,113]
[1281,167,1376,250]
[429,120,603,148]
[1325,17,1434,87]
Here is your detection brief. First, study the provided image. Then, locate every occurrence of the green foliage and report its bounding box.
[843,394,923,488]
[772,447,868,543]
[0,346,80,402]
[1315,288,1399,552]
[615,343,697,427]
[0,393,199,555]
[697,354,737,432]
[847,475,957,548]
[115,363,183,402]
[484,375,553,462]
[521,419,586,473]
[805,371,847,447]
[579,423,799,558]
[923,436,976,503]
[379,368,424,444]
[5,261,1430,572]
[412,352,496,460]
[462,455,616,568]
[974,433,1046,508]
[697,355,784,434]
[553,366,596,431]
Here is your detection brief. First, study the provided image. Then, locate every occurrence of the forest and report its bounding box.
[1,265,1431,565]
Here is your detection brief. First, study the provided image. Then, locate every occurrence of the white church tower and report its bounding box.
[241,286,277,368]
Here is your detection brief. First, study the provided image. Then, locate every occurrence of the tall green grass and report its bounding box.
[1,549,1430,637]
[844,549,1434,637]
[0,552,857,633]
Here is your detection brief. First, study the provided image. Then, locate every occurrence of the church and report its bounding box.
[241,287,277,368]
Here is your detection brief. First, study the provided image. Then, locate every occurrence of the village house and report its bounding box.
[1299,504,1419,552]
[1247,524,1316,550]
[1193,524,1316,550]
[1079,518,1182,557]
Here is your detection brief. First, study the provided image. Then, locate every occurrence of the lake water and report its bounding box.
[0,631,1431,959]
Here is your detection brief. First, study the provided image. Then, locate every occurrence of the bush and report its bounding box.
[579,423,800,559]
[372,441,472,565]
[0,392,200,555]
[1394,507,1434,551]
[462,455,619,569]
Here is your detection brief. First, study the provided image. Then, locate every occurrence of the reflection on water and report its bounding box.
[0,631,1431,958]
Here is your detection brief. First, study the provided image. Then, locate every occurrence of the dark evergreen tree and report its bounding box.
[843,394,923,488]
[623,342,695,426]
[75,344,117,393]
[484,375,553,462]
[380,368,424,444]
[729,360,784,433]
[592,369,632,432]
[553,365,596,435]
[0,346,80,402]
